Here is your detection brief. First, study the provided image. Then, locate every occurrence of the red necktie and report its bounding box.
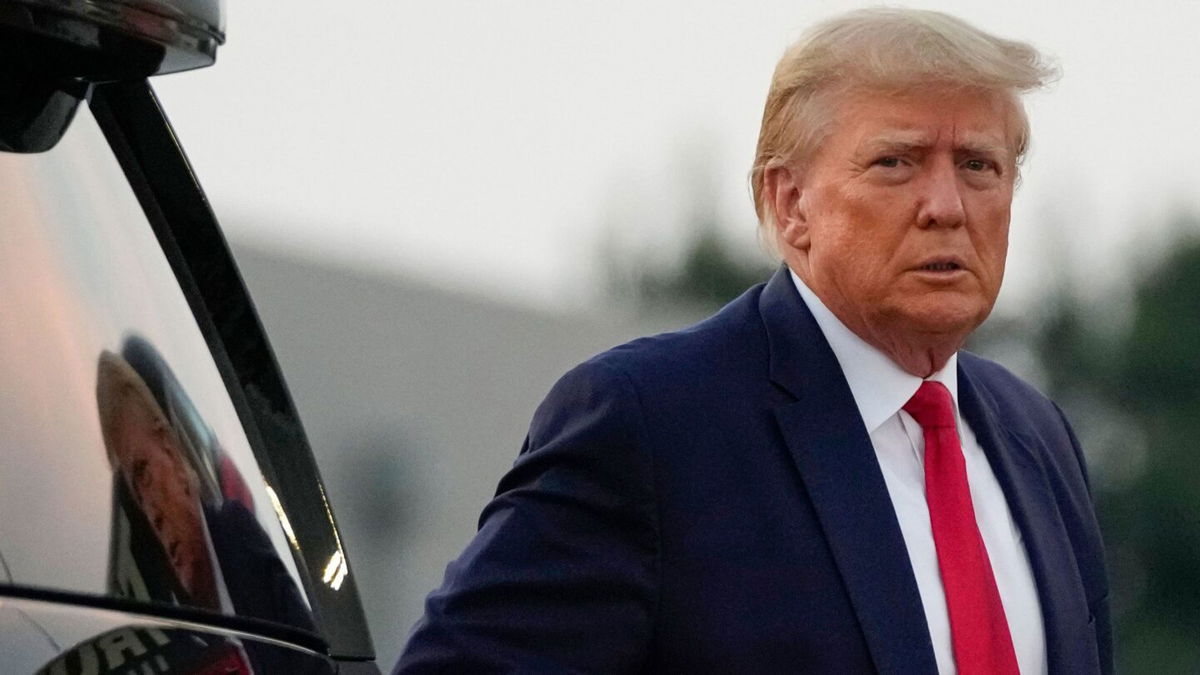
[904,381,1020,675]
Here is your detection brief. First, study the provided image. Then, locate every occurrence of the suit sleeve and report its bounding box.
[395,359,659,674]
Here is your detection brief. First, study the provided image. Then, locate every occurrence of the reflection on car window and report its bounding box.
[97,338,315,631]
[0,102,315,635]
[100,348,217,609]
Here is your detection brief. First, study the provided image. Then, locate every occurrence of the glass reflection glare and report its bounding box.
[314,482,349,592]
[264,486,299,550]
[321,550,348,592]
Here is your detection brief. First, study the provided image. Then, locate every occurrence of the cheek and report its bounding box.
[817,221,907,285]
[803,183,919,298]
[810,234,894,304]
[808,192,886,261]
[974,212,1012,276]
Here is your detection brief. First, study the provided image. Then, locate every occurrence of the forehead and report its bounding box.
[828,86,1017,153]
[111,387,171,451]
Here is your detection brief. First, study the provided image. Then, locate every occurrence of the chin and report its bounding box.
[895,296,991,337]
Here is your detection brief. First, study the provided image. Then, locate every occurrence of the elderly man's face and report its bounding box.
[109,385,218,609]
[781,88,1017,364]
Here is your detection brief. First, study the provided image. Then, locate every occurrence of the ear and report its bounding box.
[763,164,810,253]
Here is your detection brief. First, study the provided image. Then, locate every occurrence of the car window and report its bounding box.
[0,102,316,636]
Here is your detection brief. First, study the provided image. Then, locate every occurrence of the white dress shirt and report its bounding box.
[791,270,1046,675]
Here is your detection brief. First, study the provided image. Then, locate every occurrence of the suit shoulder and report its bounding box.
[958,350,1070,440]
[959,351,1050,401]
[959,350,1054,407]
[532,284,769,432]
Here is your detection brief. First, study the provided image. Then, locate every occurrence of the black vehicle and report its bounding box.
[0,1,379,672]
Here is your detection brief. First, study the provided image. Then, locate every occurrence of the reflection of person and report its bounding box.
[120,334,256,511]
[398,9,1111,674]
[96,340,316,636]
[97,351,221,610]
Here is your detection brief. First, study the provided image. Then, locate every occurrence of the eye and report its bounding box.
[874,156,903,168]
[963,158,994,172]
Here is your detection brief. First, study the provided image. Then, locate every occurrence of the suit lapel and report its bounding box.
[957,364,1095,675]
[760,267,938,675]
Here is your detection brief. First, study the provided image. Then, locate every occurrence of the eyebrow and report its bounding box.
[858,133,1011,160]
[858,132,932,154]
[958,133,1010,155]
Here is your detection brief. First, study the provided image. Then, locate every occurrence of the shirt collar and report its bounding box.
[790,269,959,433]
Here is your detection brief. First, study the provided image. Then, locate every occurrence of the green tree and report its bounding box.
[1058,230,1200,671]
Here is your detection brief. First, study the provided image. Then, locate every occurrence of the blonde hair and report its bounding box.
[750,8,1058,244]
[96,351,183,472]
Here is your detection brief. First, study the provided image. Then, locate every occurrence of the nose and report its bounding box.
[917,158,966,229]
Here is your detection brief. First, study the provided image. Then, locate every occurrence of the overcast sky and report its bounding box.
[153,1,1200,315]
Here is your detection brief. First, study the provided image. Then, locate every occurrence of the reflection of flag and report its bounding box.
[218,452,255,510]
[191,642,254,675]
[36,626,253,675]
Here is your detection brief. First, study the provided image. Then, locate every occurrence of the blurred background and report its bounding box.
[150,1,1200,670]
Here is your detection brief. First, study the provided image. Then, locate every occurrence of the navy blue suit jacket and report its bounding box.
[397,266,1112,674]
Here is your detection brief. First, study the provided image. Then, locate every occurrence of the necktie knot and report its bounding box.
[903,380,956,430]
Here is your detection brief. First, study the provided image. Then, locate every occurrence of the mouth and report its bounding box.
[913,257,966,273]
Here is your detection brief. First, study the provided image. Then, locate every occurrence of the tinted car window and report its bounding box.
[0,102,315,634]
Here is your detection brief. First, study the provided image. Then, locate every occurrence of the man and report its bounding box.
[398,9,1111,674]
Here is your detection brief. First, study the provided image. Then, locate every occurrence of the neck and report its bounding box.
[859,328,961,378]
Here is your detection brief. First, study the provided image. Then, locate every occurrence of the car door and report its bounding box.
[0,2,379,672]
